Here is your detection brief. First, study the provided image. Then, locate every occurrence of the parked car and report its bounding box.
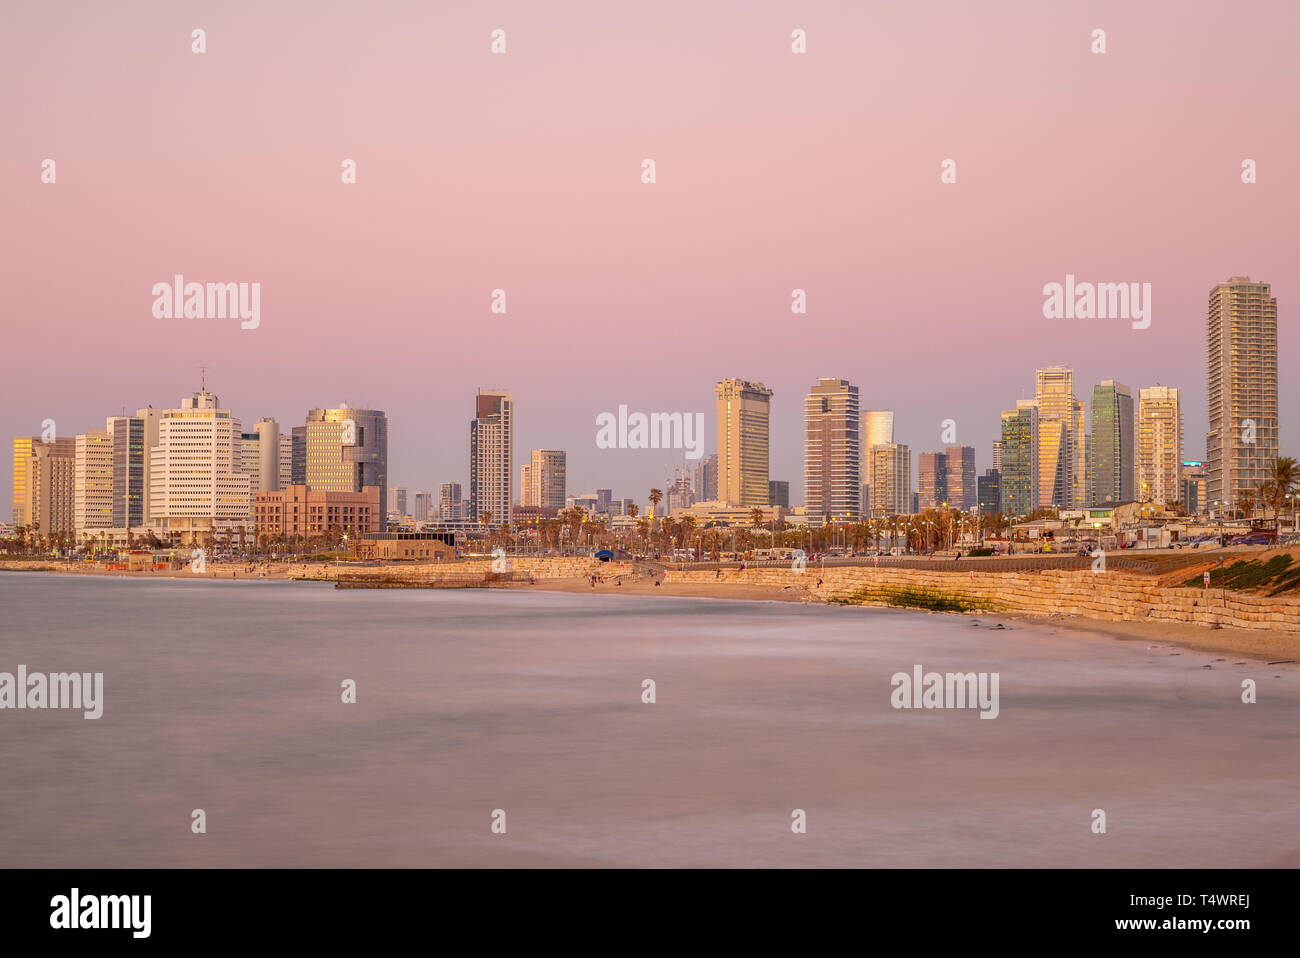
[1230,534,1272,546]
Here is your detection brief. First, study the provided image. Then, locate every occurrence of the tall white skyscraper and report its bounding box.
[1206,277,1278,509]
[470,389,513,526]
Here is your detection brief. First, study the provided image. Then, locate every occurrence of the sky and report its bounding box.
[2,0,1297,511]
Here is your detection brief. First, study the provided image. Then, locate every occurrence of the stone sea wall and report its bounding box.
[663,565,1300,633]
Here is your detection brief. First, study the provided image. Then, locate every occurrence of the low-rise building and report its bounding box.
[254,485,381,540]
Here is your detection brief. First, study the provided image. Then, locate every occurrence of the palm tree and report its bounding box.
[1259,456,1298,529]
[648,488,663,518]
[627,504,639,521]
[1236,491,1255,521]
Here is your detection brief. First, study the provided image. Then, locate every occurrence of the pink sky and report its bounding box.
[3,0,1296,509]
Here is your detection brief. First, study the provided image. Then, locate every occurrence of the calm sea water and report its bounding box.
[1,572,1296,867]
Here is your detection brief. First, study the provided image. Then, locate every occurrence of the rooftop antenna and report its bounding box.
[199,365,210,391]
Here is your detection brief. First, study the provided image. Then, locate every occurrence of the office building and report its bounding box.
[716,378,773,508]
[305,405,389,529]
[149,389,252,539]
[1087,380,1134,506]
[1000,402,1039,517]
[803,378,861,520]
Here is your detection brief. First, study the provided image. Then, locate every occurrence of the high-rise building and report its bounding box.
[666,476,695,515]
[769,480,790,509]
[470,389,513,526]
[978,469,1002,515]
[917,452,947,510]
[107,415,146,530]
[991,440,1003,473]
[253,418,282,496]
[944,445,976,510]
[240,432,262,498]
[438,482,464,521]
[1206,277,1278,510]
[1000,402,1039,517]
[524,449,566,510]
[862,410,894,493]
[305,405,388,530]
[869,443,911,516]
[716,379,773,508]
[413,491,432,521]
[279,434,293,490]
[74,430,114,540]
[694,453,718,502]
[290,426,307,486]
[803,378,861,520]
[1180,462,1207,515]
[1137,385,1183,506]
[149,389,252,540]
[1087,380,1134,506]
[13,436,77,537]
[390,486,408,516]
[1034,366,1086,509]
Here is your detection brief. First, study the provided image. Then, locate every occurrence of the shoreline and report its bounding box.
[5,562,1299,664]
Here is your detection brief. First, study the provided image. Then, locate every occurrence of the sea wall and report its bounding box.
[663,565,1300,633]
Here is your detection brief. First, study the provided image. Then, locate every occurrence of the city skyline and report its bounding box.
[4,3,1297,514]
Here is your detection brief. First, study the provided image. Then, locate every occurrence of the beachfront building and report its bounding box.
[148,390,252,541]
[1205,276,1278,510]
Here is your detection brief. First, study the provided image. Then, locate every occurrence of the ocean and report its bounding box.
[1,572,1295,867]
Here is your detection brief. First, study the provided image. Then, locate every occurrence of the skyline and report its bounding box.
[3,1,1297,510]
[0,337,1283,521]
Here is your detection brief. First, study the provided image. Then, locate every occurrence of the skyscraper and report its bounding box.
[1034,366,1086,509]
[715,379,773,508]
[869,443,911,516]
[944,445,976,510]
[290,426,307,486]
[1137,385,1183,505]
[524,449,566,510]
[438,482,463,520]
[1206,277,1278,509]
[694,453,718,502]
[1087,380,1134,506]
[413,491,432,521]
[149,389,251,540]
[74,430,114,540]
[12,435,74,528]
[768,480,790,509]
[390,486,408,516]
[107,415,146,530]
[803,378,861,520]
[917,452,947,510]
[991,440,1003,473]
[305,405,389,530]
[862,409,894,495]
[1000,402,1039,517]
[470,389,513,526]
